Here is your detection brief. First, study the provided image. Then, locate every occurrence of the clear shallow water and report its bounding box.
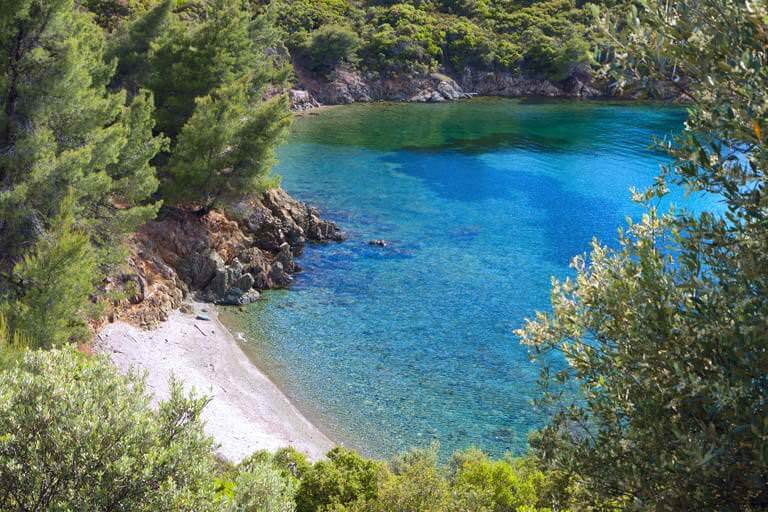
[225,99,710,459]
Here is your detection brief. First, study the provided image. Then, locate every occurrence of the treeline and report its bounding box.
[83,0,600,82]
[0,0,290,346]
[275,0,597,81]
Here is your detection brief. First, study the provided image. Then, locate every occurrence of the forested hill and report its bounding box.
[272,0,595,81]
[85,0,607,100]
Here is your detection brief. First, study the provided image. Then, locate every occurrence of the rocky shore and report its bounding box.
[289,66,603,110]
[109,188,345,327]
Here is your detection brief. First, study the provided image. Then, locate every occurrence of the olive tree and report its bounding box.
[518,1,768,509]
[0,348,218,511]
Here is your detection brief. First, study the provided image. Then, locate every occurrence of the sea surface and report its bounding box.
[225,98,711,459]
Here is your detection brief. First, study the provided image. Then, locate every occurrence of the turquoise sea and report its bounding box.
[226,99,710,459]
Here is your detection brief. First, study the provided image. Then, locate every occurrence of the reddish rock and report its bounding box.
[111,188,344,327]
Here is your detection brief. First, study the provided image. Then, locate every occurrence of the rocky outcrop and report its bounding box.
[292,67,473,107]
[289,65,607,109]
[289,89,321,111]
[459,70,602,99]
[111,189,345,327]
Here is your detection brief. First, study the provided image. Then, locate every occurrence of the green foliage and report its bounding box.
[273,0,596,79]
[296,447,386,512]
[81,0,158,30]
[276,0,357,37]
[370,445,452,512]
[164,78,290,208]
[490,0,593,80]
[146,0,287,137]
[273,446,313,479]
[0,347,218,510]
[225,457,298,512]
[518,0,768,509]
[298,24,361,74]
[108,0,174,91]
[259,445,563,512]
[450,448,552,512]
[0,196,97,347]
[0,0,161,266]
[0,314,29,370]
[110,0,293,208]
[359,4,445,75]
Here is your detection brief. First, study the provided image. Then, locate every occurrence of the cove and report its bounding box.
[225,98,711,459]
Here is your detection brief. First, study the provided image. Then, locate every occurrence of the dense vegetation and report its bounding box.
[275,0,596,81]
[83,0,600,82]
[519,0,768,509]
[0,0,766,510]
[0,343,562,511]
[0,0,290,344]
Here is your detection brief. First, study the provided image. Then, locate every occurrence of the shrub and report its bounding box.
[371,445,452,512]
[450,449,551,512]
[0,347,217,510]
[225,458,298,512]
[298,24,361,74]
[520,1,768,507]
[296,447,386,512]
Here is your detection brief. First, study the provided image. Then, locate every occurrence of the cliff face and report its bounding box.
[111,188,344,327]
[289,66,604,109]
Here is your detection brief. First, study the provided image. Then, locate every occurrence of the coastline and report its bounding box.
[97,301,334,463]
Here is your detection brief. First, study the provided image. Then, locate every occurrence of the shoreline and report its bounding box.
[291,94,682,117]
[97,301,334,462]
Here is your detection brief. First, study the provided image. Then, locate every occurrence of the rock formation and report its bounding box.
[289,65,606,110]
[110,188,344,327]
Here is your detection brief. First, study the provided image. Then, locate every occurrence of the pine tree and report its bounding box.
[147,0,290,137]
[165,78,290,209]
[0,194,97,347]
[0,0,162,266]
[107,0,174,92]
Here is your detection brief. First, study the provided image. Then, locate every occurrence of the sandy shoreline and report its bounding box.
[97,302,334,462]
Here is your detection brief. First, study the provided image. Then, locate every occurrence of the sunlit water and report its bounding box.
[224,98,710,459]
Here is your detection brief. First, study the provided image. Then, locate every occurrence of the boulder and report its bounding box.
[268,262,293,287]
[436,80,463,100]
[429,91,446,102]
[203,258,259,303]
[216,288,261,306]
[275,242,296,273]
[289,89,320,111]
[177,251,225,289]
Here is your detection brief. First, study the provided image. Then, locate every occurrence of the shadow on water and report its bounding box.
[378,149,626,266]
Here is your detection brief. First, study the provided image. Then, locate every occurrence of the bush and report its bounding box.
[450,449,551,512]
[359,4,444,75]
[519,1,768,507]
[225,458,298,512]
[296,447,386,512]
[371,446,452,512]
[0,347,217,510]
[0,198,98,347]
[299,24,361,74]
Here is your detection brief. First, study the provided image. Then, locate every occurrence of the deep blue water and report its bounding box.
[226,99,709,459]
